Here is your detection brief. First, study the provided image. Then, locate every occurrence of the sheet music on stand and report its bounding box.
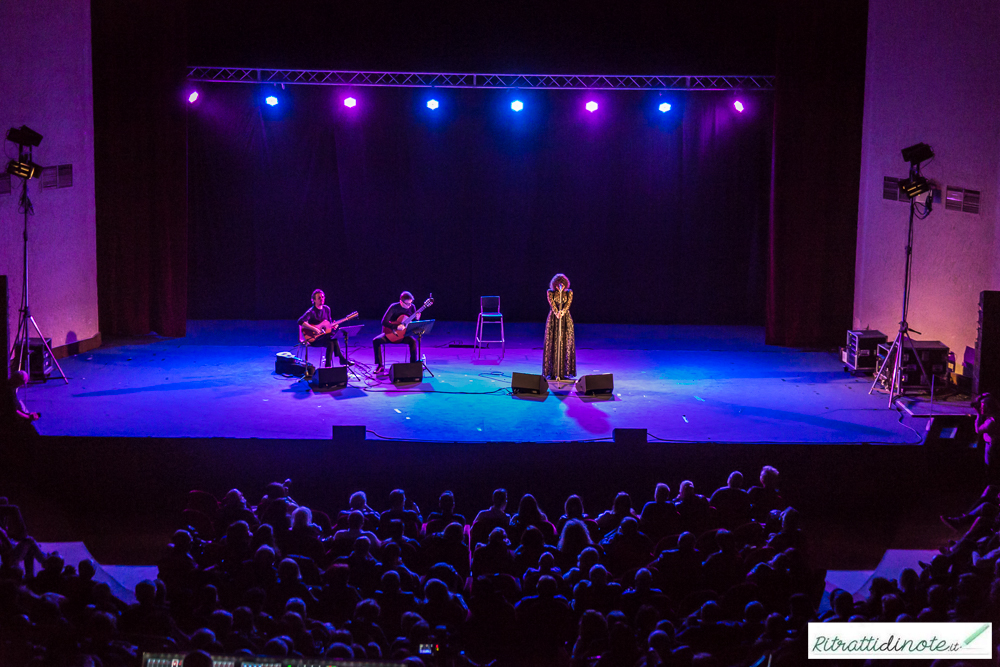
[338,324,364,339]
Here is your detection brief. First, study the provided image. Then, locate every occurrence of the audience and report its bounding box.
[2,461,991,666]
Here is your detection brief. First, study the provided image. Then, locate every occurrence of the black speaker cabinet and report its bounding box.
[390,362,423,383]
[576,373,614,395]
[975,290,1000,397]
[511,372,549,394]
[28,338,53,380]
[316,366,348,389]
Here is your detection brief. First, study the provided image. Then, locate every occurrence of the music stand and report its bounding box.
[338,324,365,380]
[405,319,435,377]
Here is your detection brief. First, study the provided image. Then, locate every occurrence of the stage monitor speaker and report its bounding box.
[511,372,549,395]
[316,366,348,389]
[332,425,366,444]
[390,362,423,383]
[975,290,1000,397]
[576,373,614,395]
[613,428,647,445]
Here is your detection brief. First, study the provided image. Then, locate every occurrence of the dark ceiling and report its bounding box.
[186,0,778,74]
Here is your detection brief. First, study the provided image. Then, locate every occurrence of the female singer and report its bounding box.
[543,273,576,380]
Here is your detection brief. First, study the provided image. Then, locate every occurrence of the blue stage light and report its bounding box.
[265,95,278,107]
[511,100,524,112]
[427,99,439,110]
[658,102,671,113]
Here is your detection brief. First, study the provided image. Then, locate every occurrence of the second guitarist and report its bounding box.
[373,291,422,373]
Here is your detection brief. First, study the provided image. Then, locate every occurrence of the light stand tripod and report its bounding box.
[869,155,934,406]
[8,139,68,384]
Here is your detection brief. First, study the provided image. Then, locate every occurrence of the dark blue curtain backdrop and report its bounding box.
[188,85,772,325]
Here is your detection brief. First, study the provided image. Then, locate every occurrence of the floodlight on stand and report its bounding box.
[6,159,44,179]
[6,125,43,147]
[898,174,930,198]
[901,142,934,165]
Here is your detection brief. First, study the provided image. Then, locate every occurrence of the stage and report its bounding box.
[23,320,935,444]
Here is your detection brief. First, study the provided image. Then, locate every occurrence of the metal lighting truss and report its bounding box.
[187,68,774,91]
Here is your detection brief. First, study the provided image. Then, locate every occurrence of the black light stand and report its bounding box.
[7,128,68,384]
[869,144,935,406]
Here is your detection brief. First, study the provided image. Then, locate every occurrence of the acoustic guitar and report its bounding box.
[301,311,359,344]
[383,296,434,342]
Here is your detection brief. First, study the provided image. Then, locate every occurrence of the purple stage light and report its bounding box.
[188,91,199,104]
[511,100,524,112]
[585,101,598,112]
[344,97,357,108]
[734,100,745,113]
[658,102,671,113]
[265,95,278,107]
[427,99,439,110]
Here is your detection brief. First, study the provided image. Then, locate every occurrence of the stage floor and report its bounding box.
[24,320,934,444]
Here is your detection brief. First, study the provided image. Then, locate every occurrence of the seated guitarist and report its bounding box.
[297,289,350,367]
[373,291,418,373]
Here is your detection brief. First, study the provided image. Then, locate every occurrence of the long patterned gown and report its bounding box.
[543,289,576,380]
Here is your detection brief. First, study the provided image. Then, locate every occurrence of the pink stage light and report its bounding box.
[734,100,745,113]
[344,97,357,108]
[188,91,199,104]
[585,101,598,112]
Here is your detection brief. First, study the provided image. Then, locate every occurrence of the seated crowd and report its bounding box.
[1,467,995,666]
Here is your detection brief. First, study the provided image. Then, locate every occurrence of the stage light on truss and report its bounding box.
[6,159,44,179]
[344,97,357,108]
[188,91,199,104]
[427,99,439,110]
[511,100,524,112]
[901,142,934,165]
[265,95,279,107]
[6,125,43,147]
[733,100,745,113]
[658,102,672,113]
[585,101,598,112]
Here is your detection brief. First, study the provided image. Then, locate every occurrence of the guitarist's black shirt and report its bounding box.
[297,305,332,326]
[381,303,416,330]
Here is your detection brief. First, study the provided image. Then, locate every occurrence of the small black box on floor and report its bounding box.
[316,366,348,389]
[332,425,366,444]
[511,372,549,395]
[613,428,647,445]
[28,338,53,380]
[576,373,614,395]
[845,329,887,371]
[390,362,423,383]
